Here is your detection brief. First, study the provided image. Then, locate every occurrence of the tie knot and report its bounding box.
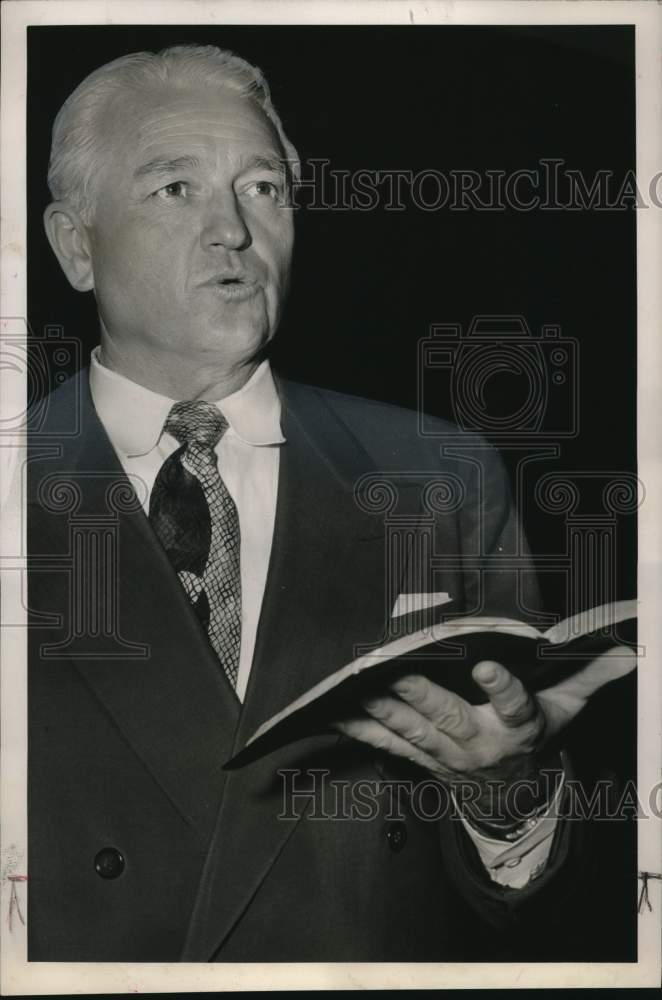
[164,400,228,450]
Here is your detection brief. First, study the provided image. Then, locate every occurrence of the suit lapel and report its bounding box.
[182,380,410,959]
[32,372,240,839]
[236,379,395,748]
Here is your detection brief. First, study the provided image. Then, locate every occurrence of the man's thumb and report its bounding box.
[546,645,637,703]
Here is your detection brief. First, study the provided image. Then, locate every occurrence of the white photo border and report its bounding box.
[1,0,660,992]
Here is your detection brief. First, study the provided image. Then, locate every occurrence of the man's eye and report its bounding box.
[154,181,188,200]
[245,180,280,200]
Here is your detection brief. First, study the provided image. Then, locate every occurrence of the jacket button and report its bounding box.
[94,847,125,879]
[386,821,407,853]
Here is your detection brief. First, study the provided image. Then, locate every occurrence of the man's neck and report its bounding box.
[97,342,260,401]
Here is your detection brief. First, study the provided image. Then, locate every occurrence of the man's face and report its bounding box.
[84,83,294,369]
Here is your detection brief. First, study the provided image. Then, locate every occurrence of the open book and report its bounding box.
[226,599,637,768]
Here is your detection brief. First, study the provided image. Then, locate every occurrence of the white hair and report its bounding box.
[47,44,300,222]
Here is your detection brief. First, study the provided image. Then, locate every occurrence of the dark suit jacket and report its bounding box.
[26,369,632,962]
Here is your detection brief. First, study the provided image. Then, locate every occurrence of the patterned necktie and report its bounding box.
[148,400,241,688]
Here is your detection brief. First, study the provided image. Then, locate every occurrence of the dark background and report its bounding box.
[26,24,638,960]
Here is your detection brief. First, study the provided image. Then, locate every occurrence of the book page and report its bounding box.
[544,598,638,645]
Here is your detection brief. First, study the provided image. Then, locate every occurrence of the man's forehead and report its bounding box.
[103,83,281,158]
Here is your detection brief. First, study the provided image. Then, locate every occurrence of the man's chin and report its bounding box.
[186,325,273,364]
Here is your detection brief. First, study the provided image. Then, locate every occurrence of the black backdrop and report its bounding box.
[26,24,638,959]
[27,24,637,616]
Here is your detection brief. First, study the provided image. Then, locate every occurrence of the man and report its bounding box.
[28,44,634,962]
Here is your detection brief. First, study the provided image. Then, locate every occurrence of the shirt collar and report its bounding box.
[89,347,285,458]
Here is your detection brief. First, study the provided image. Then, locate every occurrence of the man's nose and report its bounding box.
[200,195,251,252]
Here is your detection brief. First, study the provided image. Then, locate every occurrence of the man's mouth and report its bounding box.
[199,275,259,301]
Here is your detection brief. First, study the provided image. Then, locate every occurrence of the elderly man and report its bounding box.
[28,44,633,962]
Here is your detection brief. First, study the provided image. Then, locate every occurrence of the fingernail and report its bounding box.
[476,662,497,683]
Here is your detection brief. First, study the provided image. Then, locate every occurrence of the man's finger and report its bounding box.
[472,660,537,728]
[334,716,452,778]
[390,674,478,741]
[359,692,454,757]
[543,645,637,702]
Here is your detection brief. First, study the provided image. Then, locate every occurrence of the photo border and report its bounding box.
[1,0,660,992]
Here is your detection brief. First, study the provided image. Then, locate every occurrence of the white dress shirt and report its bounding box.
[89,348,283,702]
[88,346,556,886]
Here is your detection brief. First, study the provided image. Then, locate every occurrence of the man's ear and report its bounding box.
[43,202,95,292]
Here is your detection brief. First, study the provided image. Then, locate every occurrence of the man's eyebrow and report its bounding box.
[133,155,201,179]
[238,155,288,176]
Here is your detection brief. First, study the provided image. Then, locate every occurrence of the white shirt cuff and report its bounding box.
[451,773,565,889]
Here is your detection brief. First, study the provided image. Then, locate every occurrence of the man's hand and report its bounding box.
[334,646,636,785]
